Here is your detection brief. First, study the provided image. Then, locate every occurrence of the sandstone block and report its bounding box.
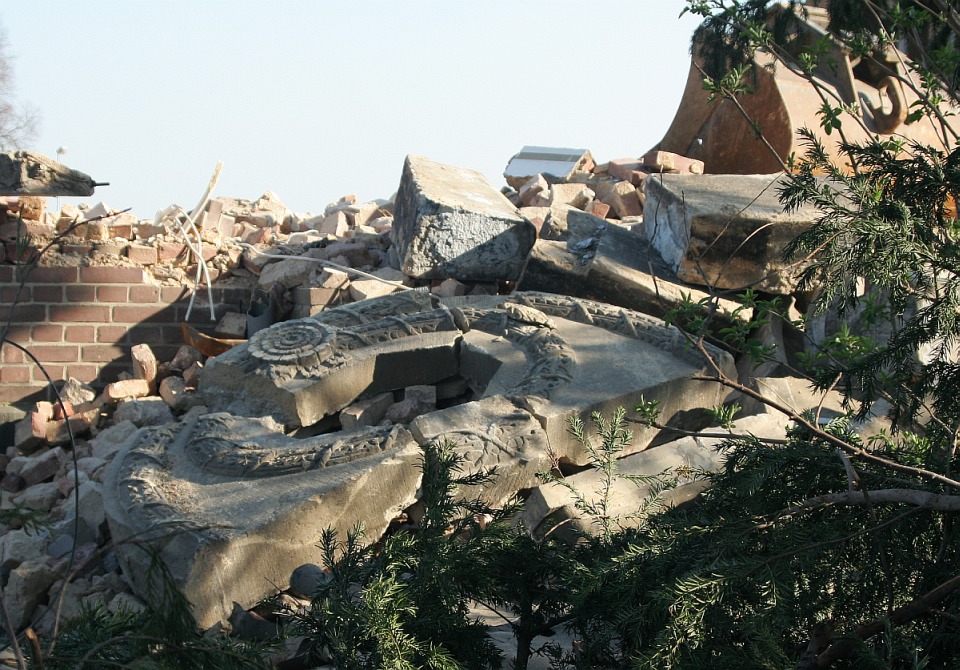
[213,312,248,340]
[549,183,595,210]
[601,180,643,219]
[131,343,158,391]
[340,392,394,430]
[102,379,151,403]
[642,150,704,175]
[385,385,437,424]
[318,210,349,237]
[3,559,56,630]
[348,268,405,302]
[392,154,535,282]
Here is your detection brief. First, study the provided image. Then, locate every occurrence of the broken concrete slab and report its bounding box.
[503,146,594,190]
[391,154,536,282]
[0,151,101,197]
[644,173,818,293]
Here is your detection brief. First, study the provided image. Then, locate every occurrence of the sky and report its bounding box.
[2,1,703,218]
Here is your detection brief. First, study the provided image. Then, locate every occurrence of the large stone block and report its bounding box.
[112,290,735,628]
[644,173,819,293]
[391,154,535,282]
[103,416,423,629]
[519,215,745,328]
[199,292,461,430]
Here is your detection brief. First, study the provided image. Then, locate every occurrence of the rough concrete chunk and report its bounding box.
[391,154,536,282]
[0,151,99,197]
[644,173,818,293]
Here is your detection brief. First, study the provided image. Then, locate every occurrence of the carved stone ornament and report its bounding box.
[105,291,736,628]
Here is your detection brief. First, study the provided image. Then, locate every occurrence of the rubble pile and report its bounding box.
[0,137,884,668]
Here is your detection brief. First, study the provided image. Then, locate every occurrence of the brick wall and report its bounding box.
[0,264,248,403]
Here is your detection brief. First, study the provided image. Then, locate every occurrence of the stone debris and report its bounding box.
[0,151,101,197]
[644,173,820,293]
[0,134,890,665]
[392,154,536,282]
[503,146,595,190]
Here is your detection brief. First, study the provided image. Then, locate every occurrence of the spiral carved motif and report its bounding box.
[248,320,337,369]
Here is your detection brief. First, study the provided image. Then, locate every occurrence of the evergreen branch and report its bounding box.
[813,571,960,667]
[692,372,960,490]
[787,488,960,512]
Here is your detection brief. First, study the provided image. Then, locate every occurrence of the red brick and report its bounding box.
[129,285,161,302]
[96,285,128,302]
[157,242,187,263]
[27,266,79,283]
[109,223,134,240]
[0,303,46,322]
[97,363,126,384]
[127,244,159,266]
[82,344,127,363]
[30,345,79,363]
[66,285,97,302]
[1,343,25,363]
[5,245,37,265]
[32,325,64,342]
[112,304,176,324]
[0,365,31,383]
[97,325,128,343]
[1,285,27,302]
[49,305,111,322]
[34,285,64,302]
[34,364,64,383]
[161,286,187,302]
[0,384,44,403]
[65,326,96,343]
[127,325,181,347]
[63,365,102,383]
[79,266,147,283]
[3,325,29,344]
[0,266,13,283]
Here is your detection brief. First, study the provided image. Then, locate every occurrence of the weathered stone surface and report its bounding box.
[391,154,535,282]
[340,392,394,430]
[112,398,175,427]
[519,216,745,327]
[455,293,733,463]
[411,395,551,507]
[644,173,818,293]
[0,151,99,197]
[199,292,461,429]
[3,559,56,629]
[112,291,732,627]
[521,414,782,539]
[103,415,424,628]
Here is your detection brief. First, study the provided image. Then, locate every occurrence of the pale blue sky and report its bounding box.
[3,1,701,217]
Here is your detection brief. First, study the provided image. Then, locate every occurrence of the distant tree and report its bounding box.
[0,25,38,150]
